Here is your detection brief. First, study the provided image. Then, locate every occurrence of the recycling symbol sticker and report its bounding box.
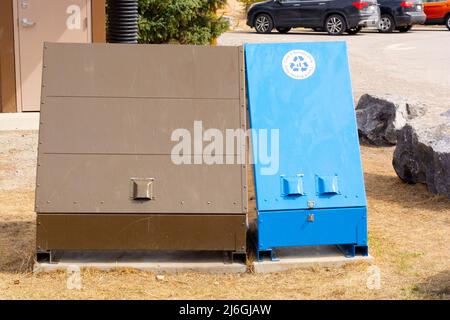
[282,49,316,80]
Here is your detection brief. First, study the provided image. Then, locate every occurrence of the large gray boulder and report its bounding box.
[356,94,426,146]
[393,110,450,197]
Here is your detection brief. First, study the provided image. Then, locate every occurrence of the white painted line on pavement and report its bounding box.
[385,43,416,51]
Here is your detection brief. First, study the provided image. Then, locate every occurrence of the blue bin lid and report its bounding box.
[245,41,366,212]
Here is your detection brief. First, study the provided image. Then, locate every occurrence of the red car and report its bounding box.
[423,0,450,30]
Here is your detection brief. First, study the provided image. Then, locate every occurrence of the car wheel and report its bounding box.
[276,27,291,34]
[378,14,395,33]
[254,14,273,34]
[446,15,450,31]
[397,25,412,32]
[346,26,362,35]
[325,14,346,35]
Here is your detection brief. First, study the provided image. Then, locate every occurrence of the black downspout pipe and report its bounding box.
[107,0,139,44]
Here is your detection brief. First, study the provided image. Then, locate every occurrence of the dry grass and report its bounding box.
[0,143,449,300]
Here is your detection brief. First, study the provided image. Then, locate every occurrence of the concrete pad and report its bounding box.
[33,251,247,274]
[0,112,39,131]
[253,246,373,273]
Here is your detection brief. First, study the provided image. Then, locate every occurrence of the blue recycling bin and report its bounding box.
[245,42,368,260]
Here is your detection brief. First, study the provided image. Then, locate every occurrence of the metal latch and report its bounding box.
[130,178,154,200]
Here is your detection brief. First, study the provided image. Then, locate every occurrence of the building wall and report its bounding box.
[92,0,106,44]
[0,0,17,113]
[0,0,105,113]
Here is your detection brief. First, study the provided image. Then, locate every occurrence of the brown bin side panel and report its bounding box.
[37,214,246,252]
[36,43,247,216]
[41,43,240,99]
[35,43,247,252]
[36,154,244,214]
[39,97,241,155]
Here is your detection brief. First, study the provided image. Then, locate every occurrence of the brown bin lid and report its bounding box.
[36,43,247,214]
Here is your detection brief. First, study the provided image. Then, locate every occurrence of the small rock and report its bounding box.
[14,280,20,285]
[356,94,426,146]
[156,275,165,281]
[393,110,450,197]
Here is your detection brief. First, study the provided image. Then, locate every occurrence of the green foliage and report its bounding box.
[138,0,229,45]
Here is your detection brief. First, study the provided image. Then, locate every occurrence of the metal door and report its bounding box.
[424,0,448,20]
[273,0,303,26]
[14,0,91,112]
[298,0,327,26]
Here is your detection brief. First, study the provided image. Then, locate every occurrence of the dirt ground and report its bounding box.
[0,129,449,300]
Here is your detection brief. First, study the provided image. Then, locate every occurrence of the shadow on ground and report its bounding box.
[0,220,35,273]
[364,172,450,212]
[416,270,450,299]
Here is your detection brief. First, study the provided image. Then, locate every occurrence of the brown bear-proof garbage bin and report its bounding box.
[35,43,247,262]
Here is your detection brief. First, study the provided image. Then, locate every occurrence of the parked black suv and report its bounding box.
[246,0,380,35]
[377,0,426,32]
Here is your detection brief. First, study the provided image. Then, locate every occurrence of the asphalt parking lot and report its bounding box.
[218,26,450,111]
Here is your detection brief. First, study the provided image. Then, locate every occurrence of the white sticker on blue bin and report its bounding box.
[282,49,316,80]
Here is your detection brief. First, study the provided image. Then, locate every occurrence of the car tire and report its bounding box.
[378,14,395,33]
[346,26,362,35]
[325,14,347,35]
[446,15,450,31]
[276,27,291,34]
[397,25,412,32]
[254,14,273,34]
